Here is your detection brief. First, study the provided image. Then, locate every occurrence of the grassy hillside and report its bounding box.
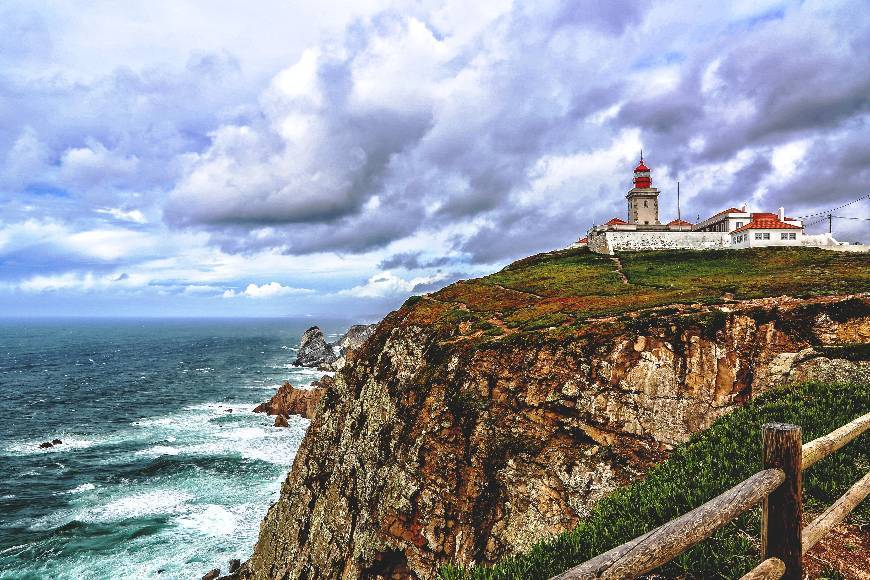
[439,381,870,579]
[403,247,870,337]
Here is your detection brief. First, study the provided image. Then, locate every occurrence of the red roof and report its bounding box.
[667,219,693,226]
[731,213,802,234]
[634,161,650,172]
[578,237,588,244]
[606,217,628,226]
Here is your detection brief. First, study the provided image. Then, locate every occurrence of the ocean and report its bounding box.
[0,318,350,579]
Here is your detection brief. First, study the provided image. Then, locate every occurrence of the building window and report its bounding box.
[755,233,763,240]
[789,232,796,239]
[763,233,770,240]
[644,200,648,207]
[781,233,789,240]
[736,222,743,228]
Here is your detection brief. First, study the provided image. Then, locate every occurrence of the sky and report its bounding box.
[1,0,868,318]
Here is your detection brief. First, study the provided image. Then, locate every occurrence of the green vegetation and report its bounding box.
[402,247,869,339]
[439,381,870,580]
[619,247,867,300]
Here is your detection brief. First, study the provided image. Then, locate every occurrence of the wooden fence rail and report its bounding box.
[551,410,870,580]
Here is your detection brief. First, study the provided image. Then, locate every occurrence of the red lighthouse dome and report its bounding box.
[633,153,652,188]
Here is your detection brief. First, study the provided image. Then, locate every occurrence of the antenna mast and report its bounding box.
[677,181,681,221]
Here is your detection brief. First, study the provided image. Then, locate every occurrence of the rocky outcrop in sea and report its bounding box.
[293,327,336,368]
[293,324,377,370]
[253,376,332,422]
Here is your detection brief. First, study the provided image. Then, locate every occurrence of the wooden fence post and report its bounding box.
[761,423,802,579]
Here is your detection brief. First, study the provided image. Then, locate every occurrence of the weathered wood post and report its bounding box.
[761,423,802,579]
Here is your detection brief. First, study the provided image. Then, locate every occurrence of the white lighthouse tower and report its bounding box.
[625,153,660,225]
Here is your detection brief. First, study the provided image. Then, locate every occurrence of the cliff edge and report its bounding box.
[241,247,870,579]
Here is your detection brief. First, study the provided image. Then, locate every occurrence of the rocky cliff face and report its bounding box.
[325,325,378,371]
[338,324,377,354]
[242,289,870,580]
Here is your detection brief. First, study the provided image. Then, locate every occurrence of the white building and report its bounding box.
[729,212,803,248]
[581,155,867,255]
[694,207,803,234]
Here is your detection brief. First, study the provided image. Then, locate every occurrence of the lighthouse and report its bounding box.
[626,153,660,225]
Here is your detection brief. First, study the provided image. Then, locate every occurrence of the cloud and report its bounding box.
[17,271,147,293]
[222,281,314,299]
[58,141,140,191]
[0,218,159,263]
[339,271,447,298]
[95,207,148,224]
[162,0,870,264]
[377,251,454,270]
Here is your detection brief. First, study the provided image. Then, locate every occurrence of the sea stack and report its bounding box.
[293,327,337,368]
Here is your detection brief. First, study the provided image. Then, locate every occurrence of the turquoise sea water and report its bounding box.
[0,318,349,579]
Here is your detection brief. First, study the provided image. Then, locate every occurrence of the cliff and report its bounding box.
[241,248,870,579]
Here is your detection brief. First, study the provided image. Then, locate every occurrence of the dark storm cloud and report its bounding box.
[378,252,454,270]
[207,200,426,256]
[766,129,870,210]
[458,204,589,264]
[694,154,773,211]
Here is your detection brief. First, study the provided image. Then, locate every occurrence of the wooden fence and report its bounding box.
[551,410,870,580]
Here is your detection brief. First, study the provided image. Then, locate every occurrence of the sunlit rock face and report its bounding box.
[253,379,329,421]
[240,290,868,580]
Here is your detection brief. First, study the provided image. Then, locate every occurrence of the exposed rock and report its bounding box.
[293,327,337,368]
[38,441,53,449]
[254,381,325,421]
[318,324,377,371]
[243,293,870,580]
[336,324,377,355]
[51,438,62,445]
[202,569,220,580]
[229,559,241,573]
[274,415,289,428]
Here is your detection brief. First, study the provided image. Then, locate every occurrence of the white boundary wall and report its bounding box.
[588,231,729,255]
[585,230,869,254]
[800,234,869,252]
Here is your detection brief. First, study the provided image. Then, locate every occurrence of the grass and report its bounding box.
[618,247,869,300]
[438,381,870,580]
[402,247,870,339]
